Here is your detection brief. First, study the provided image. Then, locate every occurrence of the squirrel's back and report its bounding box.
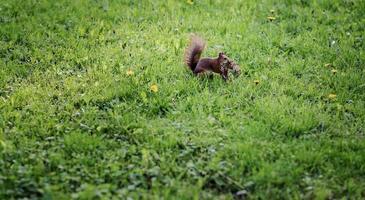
[184,35,205,71]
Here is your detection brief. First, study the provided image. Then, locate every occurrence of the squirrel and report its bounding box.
[184,35,240,81]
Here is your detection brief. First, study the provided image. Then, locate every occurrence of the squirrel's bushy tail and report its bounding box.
[184,35,205,71]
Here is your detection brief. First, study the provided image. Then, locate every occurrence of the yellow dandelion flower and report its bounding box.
[267,16,276,21]
[126,69,134,76]
[254,80,260,85]
[331,69,338,75]
[187,0,194,5]
[328,93,337,99]
[150,84,158,93]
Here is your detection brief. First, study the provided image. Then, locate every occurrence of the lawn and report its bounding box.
[1,0,365,199]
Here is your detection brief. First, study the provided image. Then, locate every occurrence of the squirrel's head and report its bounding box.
[218,52,241,76]
[218,52,229,66]
[218,52,235,69]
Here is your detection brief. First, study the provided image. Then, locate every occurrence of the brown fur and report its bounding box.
[184,35,240,81]
[184,35,205,71]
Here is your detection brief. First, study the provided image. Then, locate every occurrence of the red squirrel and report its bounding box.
[184,35,240,81]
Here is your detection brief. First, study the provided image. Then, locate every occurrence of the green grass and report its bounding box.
[1,0,365,199]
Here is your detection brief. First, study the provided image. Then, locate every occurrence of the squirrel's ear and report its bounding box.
[219,52,224,57]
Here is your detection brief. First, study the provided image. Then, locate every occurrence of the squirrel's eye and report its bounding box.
[224,57,227,60]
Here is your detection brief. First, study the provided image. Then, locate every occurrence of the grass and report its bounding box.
[0,0,364,199]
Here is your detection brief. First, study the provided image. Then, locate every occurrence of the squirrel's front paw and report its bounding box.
[221,75,228,81]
